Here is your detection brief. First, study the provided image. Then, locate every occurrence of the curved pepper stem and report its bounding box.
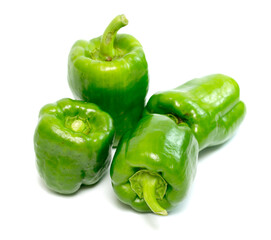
[129,170,168,216]
[100,14,128,61]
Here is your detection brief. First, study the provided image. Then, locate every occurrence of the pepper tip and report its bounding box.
[156,209,168,216]
[119,14,128,26]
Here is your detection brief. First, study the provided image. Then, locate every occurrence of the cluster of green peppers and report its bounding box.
[34,15,246,215]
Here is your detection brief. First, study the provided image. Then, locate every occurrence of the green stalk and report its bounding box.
[129,170,168,216]
[142,176,168,216]
[100,14,128,61]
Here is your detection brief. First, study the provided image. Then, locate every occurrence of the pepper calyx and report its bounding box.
[129,170,168,216]
[65,116,91,135]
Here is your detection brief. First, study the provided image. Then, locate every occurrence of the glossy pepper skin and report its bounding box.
[145,74,246,150]
[110,114,199,215]
[68,15,149,146]
[34,98,114,194]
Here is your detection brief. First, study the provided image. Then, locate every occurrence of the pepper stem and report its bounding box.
[65,116,91,135]
[167,114,184,124]
[142,177,168,216]
[129,170,168,216]
[71,119,85,132]
[100,14,128,61]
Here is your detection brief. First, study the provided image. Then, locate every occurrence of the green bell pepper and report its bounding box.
[34,98,114,194]
[145,74,246,150]
[68,14,149,146]
[110,114,199,215]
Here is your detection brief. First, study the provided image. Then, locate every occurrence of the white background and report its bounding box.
[1,0,270,239]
